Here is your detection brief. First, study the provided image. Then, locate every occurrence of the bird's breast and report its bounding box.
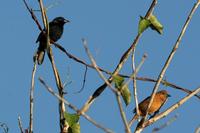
[49,25,64,42]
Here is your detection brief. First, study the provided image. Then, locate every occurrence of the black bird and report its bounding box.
[35,17,70,65]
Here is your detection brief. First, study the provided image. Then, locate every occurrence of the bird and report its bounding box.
[129,90,170,126]
[34,17,70,65]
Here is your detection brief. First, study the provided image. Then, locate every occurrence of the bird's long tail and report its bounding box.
[33,49,45,65]
[37,50,45,65]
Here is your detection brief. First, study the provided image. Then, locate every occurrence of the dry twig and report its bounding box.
[18,116,24,133]
[128,54,148,127]
[29,62,37,133]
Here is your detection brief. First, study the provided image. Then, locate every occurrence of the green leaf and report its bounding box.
[113,75,131,106]
[119,85,131,106]
[149,15,163,34]
[113,75,124,88]
[68,123,80,133]
[64,112,79,127]
[64,112,81,133]
[138,16,151,34]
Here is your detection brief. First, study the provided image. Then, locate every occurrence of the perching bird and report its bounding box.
[130,90,170,124]
[35,17,70,65]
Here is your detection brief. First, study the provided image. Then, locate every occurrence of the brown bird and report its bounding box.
[129,90,170,126]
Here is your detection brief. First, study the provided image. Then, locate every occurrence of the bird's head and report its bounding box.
[158,90,171,98]
[52,17,70,25]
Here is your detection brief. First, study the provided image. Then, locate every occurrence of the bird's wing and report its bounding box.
[133,96,151,113]
[159,98,168,109]
[36,31,43,43]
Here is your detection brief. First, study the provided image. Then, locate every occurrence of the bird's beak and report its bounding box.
[64,19,70,23]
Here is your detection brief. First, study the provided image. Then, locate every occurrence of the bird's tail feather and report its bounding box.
[37,50,45,65]
[33,50,45,65]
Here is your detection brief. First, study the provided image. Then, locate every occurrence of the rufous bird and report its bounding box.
[129,90,170,126]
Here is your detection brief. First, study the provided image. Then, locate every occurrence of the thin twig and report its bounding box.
[23,0,43,31]
[53,42,111,74]
[125,54,147,87]
[144,0,157,18]
[128,54,148,127]
[81,39,117,93]
[18,116,24,133]
[82,39,131,133]
[131,48,139,116]
[74,65,88,93]
[47,48,67,131]
[139,2,200,130]
[38,0,47,29]
[116,93,131,133]
[80,65,88,92]
[29,62,37,133]
[134,54,147,115]
[38,77,114,133]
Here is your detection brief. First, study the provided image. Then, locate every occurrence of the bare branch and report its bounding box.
[38,0,48,29]
[74,65,88,93]
[47,48,68,132]
[29,62,37,133]
[116,93,131,133]
[133,54,148,117]
[129,54,148,127]
[81,39,117,94]
[18,116,24,133]
[23,0,43,31]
